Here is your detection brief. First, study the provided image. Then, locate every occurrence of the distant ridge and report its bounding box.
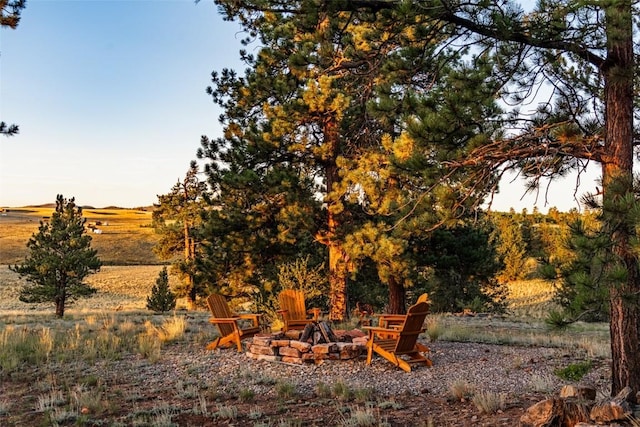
[20,204,154,210]
[26,203,55,208]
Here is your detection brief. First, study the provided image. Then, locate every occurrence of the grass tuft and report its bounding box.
[472,390,507,414]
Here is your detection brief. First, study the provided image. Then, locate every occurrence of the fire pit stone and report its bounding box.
[246,321,368,364]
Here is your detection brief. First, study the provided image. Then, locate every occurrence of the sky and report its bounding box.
[0,0,599,212]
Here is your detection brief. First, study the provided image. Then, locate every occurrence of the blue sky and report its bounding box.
[1,0,598,211]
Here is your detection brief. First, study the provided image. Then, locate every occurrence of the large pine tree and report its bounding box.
[210,0,640,399]
[203,4,501,318]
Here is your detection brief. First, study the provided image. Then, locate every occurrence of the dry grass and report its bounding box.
[0,206,159,265]
[506,279,561,319]
[0,265,186,314]
[0,204,610,360]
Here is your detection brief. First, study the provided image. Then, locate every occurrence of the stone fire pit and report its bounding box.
[246,322,368,365]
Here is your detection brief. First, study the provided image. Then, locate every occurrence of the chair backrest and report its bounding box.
[207,294,235,337]
[279,289,307,320]
[416,293,430,304]
[394,301,429,353]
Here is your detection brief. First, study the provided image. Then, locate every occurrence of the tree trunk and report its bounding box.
[602,0,640,401]
[55,293,65,318]
[323,117,349,322]
[387,276,406,314]
[184,222,197,310]
[328,233,349,321]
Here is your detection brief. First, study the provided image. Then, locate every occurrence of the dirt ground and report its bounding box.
[1,338,609,427]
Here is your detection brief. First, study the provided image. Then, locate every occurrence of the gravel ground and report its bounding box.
[105,339,611,400]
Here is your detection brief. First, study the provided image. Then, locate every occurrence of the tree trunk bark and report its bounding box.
[323,117,349,322]
[184,222,197,310]
[602,0,640,401]
[387,276,406,314]
[55,293,65,318]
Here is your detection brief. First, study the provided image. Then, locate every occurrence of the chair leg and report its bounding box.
[206,337,221,351]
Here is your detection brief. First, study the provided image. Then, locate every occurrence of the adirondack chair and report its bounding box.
[363,301,432,372]
[376,293,430,329]
[206,293,263,352]
[277,289,321,332]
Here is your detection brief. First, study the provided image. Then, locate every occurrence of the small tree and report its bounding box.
[11,195,102,317]
[147,267,177,313]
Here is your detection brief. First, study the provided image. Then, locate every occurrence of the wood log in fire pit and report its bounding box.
[299,321,339,345]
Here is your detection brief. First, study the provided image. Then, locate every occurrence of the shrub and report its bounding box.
[146,267,176,313]
[554,360,593,381]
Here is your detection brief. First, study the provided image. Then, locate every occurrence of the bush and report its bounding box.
[554,360,593,381]
[146,267,176,313]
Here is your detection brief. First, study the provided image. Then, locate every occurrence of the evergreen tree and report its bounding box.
[413,222,506,314]
[555,218,611,322]
[0,0,25,28]
[213,0,640,397]
[1,0,26,136]
[491,212,529,282]
[197,132,323,306]
[204,4,500,318]
[146,267,177,313]
[11,195,102,318]
[153,161,208,309]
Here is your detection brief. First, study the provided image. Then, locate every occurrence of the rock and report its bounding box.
[252,336,273,346]
[589,386,633,423]
[336,342,362,360]
[560,385,596,401]
[574,423,614,427]
[520,398,564,427]
[312,343,338,354]
[251,345,278,356]
[284,330,301,340]
[279,346,301,358]
[281,356,303,364]
[562,399,591,426]
[352,336,368,346]
[289,340,312,352]
[255,354,281,362]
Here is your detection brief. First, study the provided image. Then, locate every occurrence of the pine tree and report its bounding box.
[202,5,499,318]
[414,222,506,314]
[1,0,27,136]
[491,212,529,282]
[11,195,102,318]
[153,161,208,309]
[213,0,640,396]
[146,267,177,313]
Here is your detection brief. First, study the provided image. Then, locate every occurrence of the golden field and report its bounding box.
[0,206,182,315]
[0,206,160,265]
[0,205,562,318]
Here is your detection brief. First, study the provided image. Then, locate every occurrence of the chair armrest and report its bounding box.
[238,313,262,326]
[374,314,406,328]
[238,313,262,318]
[209,317,240,324]
[362,326,400,338]
[375,314,406,320]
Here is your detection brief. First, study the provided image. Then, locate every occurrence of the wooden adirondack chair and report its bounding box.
[277,289,321,332]
[363,301,432,372]
[376,293,430,329]
[206,293,263,352]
